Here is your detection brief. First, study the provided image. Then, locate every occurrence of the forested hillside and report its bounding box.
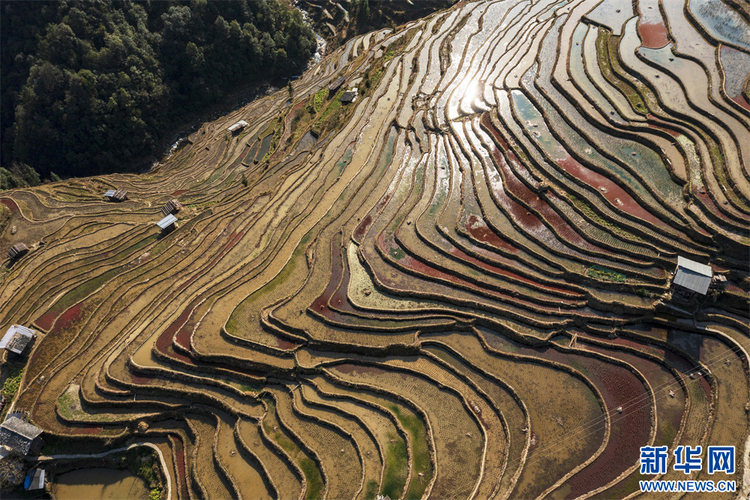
[0,0,316,187]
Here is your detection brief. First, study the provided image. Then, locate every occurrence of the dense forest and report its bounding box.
[0,0,317,188]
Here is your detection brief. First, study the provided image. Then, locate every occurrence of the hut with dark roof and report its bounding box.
[0,417,43,456]
[161,199,183,217]
[7,244,28,261]
[340,89,358,104]
[328,76,347,97]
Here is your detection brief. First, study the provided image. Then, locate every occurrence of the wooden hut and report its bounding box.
[104,189,128,202]
[7,244,28,261]
[328,76,346,97]
[0,417,43,457]
[161,199,183,216]
[340,89,358,104]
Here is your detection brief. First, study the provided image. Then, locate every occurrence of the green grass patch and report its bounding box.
[262,398,323,500]
[2,364,24,398]
[311,89,328,114]
[363,479,379,500]
[387,404,432,499]
[381,437,408,499]
[185,200,218,210]
[0,205,11,234]
[299,458,324,500]
[596,30,648,115]
[226,233,310,333]
[589,265,626,282]
[567,194,642,242]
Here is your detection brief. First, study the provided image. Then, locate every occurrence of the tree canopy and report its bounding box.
[0,0,316,184]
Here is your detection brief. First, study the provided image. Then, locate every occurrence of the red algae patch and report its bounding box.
[638,21,669,49]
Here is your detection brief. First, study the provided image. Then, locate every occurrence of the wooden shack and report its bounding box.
[328,76,346,97]
[161,199,183,216]
[104,189,128,202]
[7,244,28,261]
[340,89,358,104]
[0,417,43,457]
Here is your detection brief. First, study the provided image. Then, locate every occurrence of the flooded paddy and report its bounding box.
[53,468,149,500]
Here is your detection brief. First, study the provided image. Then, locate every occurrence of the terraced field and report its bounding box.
[1,0,749,498]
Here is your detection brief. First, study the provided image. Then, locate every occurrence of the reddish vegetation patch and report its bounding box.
[276,337,297,350]
[174,325,193,351]
[502,339,650,497]
[353,215,373,241]
[128,372,152,385]
[553,354,650,498]
[583,341,684,447]
[555,155,668,230]
[692,188,741,226]
[311,238,345,314]
[156,304,196,355]
[480,115,635,262]
[37,302,85,334]
[376,231,564,315]
[35,310,59,332]
[0,198,20,214]
[354,193,392,241]
[646,116,682,138]
[55,303,85,331]
[66,425,103,435]
[165,344,193,364]
[169,434,189,498]
[445,236,580,300]
[638,21,669,49]
[464,214,519,254]
[172,190,188,196]
[733,96,750,111]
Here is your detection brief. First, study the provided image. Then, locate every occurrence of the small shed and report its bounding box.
[7,243,28,261]
[104,189,128,202]
[673,256,713,297]
[156,214,178,233]
[0,417,43,456]
[328,76,347,97]
[340,89,358,104]
[24,468,45,491]
[161,199,183,216]
[0,325,35,356]
[228,120,249,135]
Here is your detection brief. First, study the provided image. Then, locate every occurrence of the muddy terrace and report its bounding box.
[1,0,749,498]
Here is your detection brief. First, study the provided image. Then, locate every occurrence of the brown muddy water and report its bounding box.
[53,468,149,500]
